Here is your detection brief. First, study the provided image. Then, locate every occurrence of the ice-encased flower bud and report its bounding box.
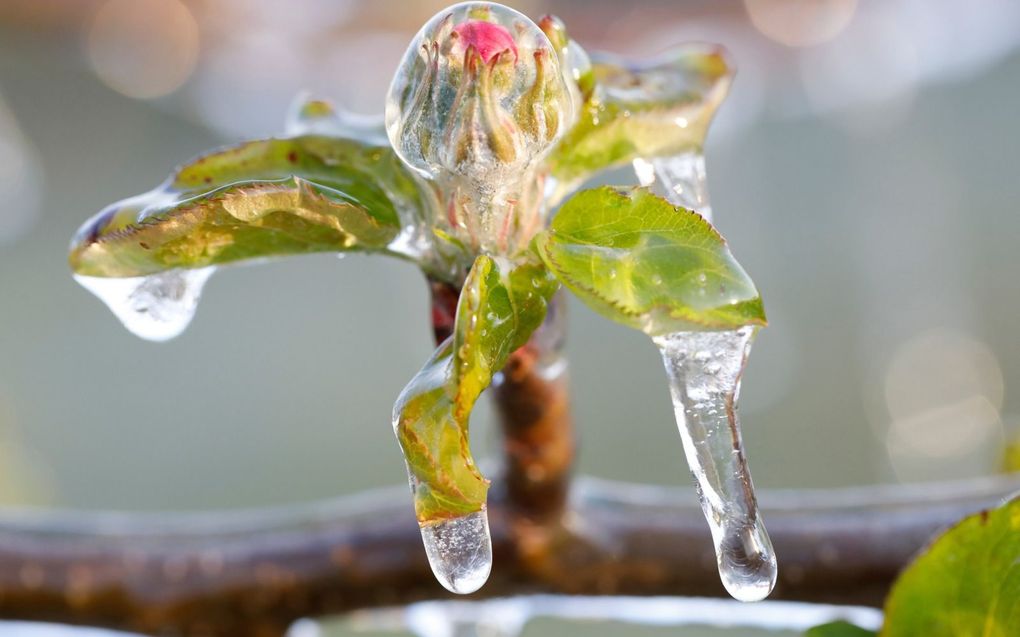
[384,3,577,257]
[385,2,572,189]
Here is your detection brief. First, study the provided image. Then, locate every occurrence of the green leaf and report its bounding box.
[546,46,732,197]
[806,622,877,637]
[536,186,765,335]
[69,135,429,277]
[1002,436,1020,473]
[881,498,1020,636]
[393,253,558,523]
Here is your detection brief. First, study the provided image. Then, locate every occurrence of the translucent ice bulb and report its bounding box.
[385,2,572,184]
[420,510,493,595]
[75,267,213,342]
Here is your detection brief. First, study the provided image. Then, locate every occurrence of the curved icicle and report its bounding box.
[653,326,776,602]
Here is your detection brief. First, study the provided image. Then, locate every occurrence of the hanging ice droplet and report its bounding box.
[634,151,712,223]
[419,510,492,595]
[652,326,776,602]
[74,267,214,342]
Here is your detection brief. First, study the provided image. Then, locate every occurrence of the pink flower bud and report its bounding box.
[452,20,518,64]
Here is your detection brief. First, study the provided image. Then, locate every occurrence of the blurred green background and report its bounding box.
[0,0,1017,634]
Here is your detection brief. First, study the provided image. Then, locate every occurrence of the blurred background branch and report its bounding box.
[0,475,1017,636]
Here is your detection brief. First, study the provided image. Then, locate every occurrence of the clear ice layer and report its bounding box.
[653,326,776,602]
[384,2,573,253]
[420,510,493,595]
[74,267,214,342]
[634,151,712,223]
[384,2,572,180]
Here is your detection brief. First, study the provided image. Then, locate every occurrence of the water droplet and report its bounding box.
[652,326,776,601]
[419,510,493,595]
[74,267,214,342]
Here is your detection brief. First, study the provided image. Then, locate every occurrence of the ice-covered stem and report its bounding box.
[0,476,1015,636]
[491,292,574,517]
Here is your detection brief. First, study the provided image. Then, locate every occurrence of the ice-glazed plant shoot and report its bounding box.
[69,2,775,601]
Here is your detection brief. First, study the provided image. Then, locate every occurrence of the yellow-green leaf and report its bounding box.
[547,45,732,198]
[70,135,429,277]
[881,498,1020,636]
[536,186,765,335]
[393,253,558,523]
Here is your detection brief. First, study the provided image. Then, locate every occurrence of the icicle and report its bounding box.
[418,509,492,595]
[633,151,712,223]
[652,326,776,602]
[74,267,214,342]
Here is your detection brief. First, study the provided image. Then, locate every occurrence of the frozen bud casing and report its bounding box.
[385,2,574,254]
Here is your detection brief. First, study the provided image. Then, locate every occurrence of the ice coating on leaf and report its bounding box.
[284,93,388,145]
[547,44,733,199]
[69,132,440,336]
[74,267,213,342]
[385,1,574,254]
[654,326,776,602]
[69,136,428,278]
[535,187,765,335]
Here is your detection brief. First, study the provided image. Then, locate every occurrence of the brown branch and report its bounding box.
[0,475,1016,636]
[492,292,575,518]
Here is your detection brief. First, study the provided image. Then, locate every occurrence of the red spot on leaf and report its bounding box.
[452,20,517,64]
[287,151,299,163]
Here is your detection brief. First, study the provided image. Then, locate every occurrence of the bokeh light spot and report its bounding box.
[881,328,1005,481]
[745,0,858,48]
[86,0,199,99]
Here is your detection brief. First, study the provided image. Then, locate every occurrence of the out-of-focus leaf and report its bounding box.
[881,498,1020,636]
[393,253,558,522]
[546,45,732,197]
[1002,437,1020,473]
[69,135,430,277]
[536,186,765,335]
[806,621,877,637]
